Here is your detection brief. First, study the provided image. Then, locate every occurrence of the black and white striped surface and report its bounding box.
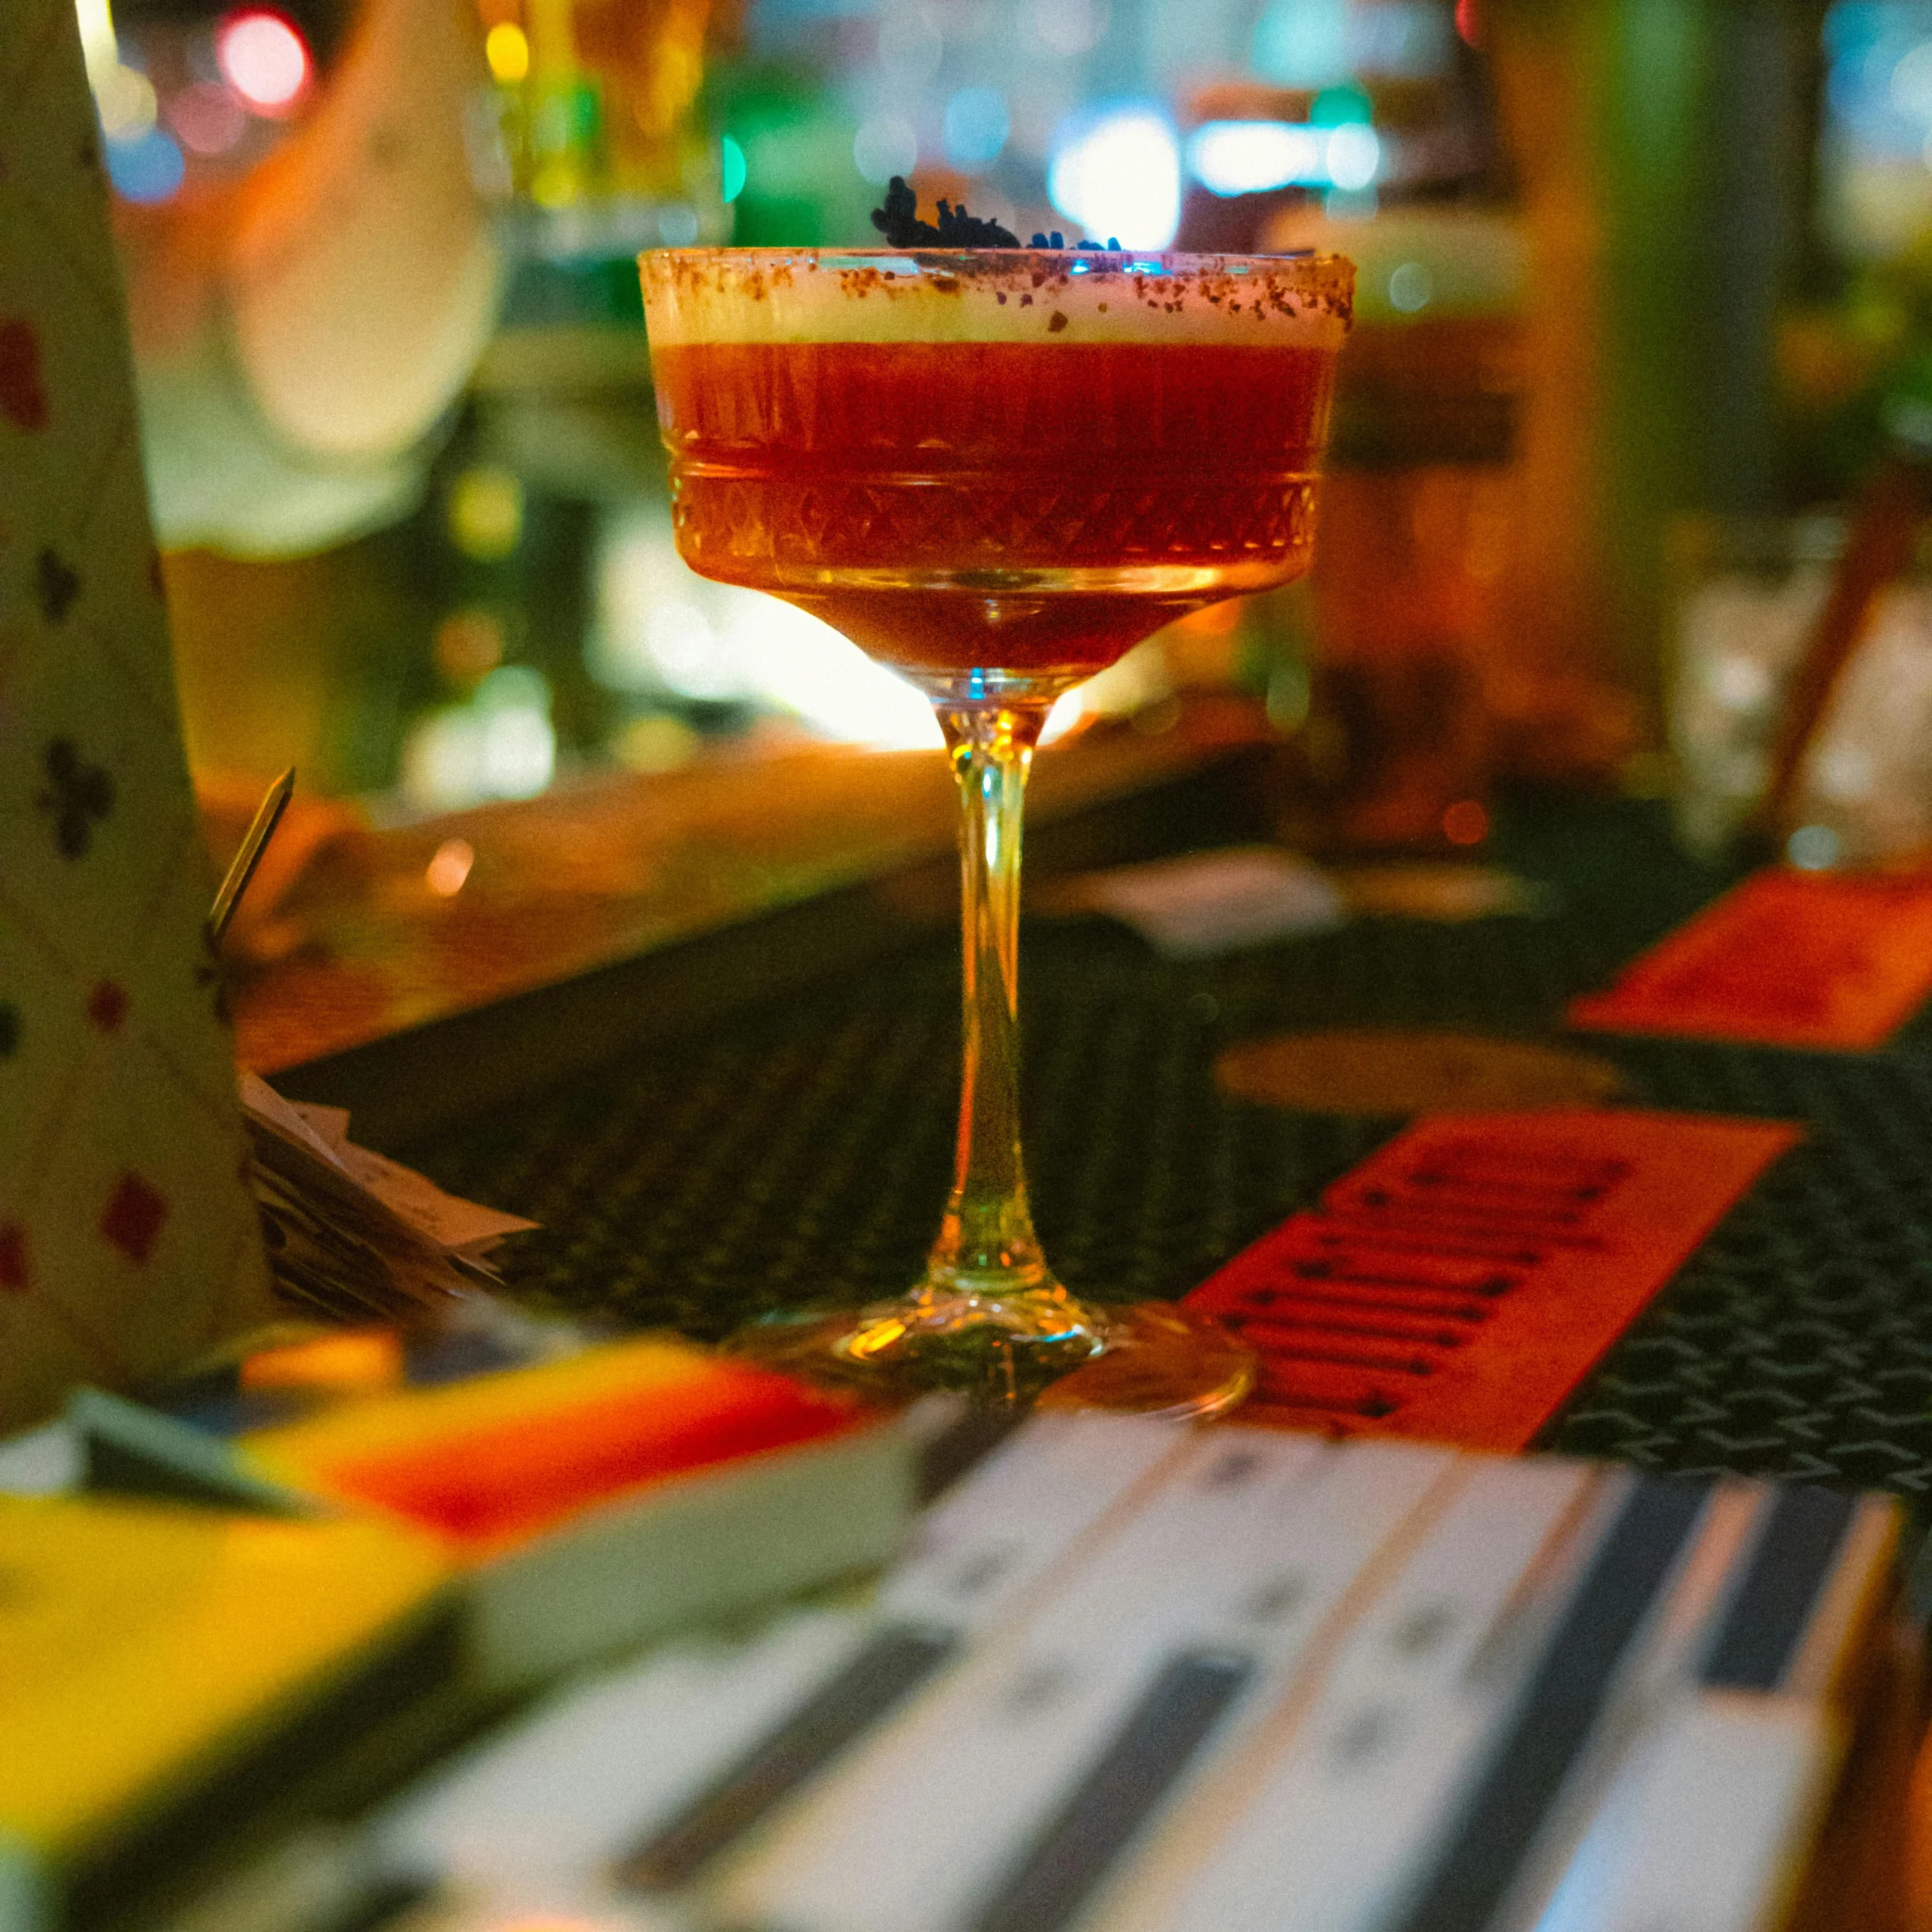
[373,1411,1897,1932]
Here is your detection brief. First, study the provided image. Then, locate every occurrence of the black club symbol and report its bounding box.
[35,548,80,624]
[195,930,233,1028]
[37,739,115,859]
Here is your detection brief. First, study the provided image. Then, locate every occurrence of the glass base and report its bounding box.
[726,1289,1256,1418]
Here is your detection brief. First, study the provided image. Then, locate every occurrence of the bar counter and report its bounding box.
[254,729,1932,1505]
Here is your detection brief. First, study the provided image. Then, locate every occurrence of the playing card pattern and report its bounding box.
[0,0,274,1426]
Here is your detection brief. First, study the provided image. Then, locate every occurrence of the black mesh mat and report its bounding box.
[401,796,1932,1502]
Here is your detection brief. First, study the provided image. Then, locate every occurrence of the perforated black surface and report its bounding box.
[403,796,1932,1501]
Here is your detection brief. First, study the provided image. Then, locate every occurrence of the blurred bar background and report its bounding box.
[78,0,1932,976]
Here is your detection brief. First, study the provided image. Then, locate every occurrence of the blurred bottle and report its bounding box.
[478,0,737,248]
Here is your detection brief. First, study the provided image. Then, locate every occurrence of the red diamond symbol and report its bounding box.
[87,980,128,1031]
[0,319,49,434]
[101,1173,168,1264]
[0,1223,27,1292]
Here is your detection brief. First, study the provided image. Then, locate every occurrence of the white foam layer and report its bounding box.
[640,248,1352,349]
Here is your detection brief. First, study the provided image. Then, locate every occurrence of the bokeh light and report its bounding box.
[93,60,157,140]
[1324,120,1381,191]
[106,126,186,202]
[1048,105,1181,250]
[1387,260,1433,312]
[216,11,311,112]
[853,113,918,186]
[485,21,530,84]
[448,467,525,563]
[1187,120,1322,195]
[424,838,475,897]
[943,87,1009,171]
[168,82,247,155]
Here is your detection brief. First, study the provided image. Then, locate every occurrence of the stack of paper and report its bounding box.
[239,1074,535,1324]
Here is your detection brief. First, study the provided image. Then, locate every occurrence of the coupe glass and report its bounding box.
[641,244,1352,1413]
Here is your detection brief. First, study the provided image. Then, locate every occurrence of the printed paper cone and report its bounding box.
[0,0,275,1428]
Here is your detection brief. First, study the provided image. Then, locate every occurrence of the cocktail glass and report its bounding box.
[641,243,1352,1413]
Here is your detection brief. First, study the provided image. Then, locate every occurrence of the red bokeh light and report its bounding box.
[1442,798,1490,847]
[216,11,311,112]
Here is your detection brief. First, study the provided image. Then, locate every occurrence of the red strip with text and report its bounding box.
[1567,868,1932,1051]
[1186,1109,1800,1451]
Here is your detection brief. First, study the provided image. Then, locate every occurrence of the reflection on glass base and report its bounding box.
[727,1291,1256,1418]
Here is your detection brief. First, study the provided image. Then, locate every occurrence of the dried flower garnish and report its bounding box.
[1030,233,1125,252]
[871,177,1020,248]
[869,177,1128,252]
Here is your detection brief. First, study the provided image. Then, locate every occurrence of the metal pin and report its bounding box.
[206,768,295,950]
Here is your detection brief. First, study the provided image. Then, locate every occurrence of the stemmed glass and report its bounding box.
[641,238,1352,1413]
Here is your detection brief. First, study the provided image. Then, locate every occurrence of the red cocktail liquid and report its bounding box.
[651,340,1337,675]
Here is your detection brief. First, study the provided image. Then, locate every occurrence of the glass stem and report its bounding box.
[925,700,1058,1300]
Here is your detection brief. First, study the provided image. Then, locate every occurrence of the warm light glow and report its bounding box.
[1040,639,1174,745]
[1048,106,1182,250]
[485,1918,626,1932]
[614,714,699,774]
[217,11,310,111]
[592,512,942,750]
[435,609,506,681]
[1442,798,1489,846]
[485,21,530,84]
[425,838,475,897]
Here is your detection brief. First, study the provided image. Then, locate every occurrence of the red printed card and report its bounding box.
[1567,868,1932,1051]
[1185,1109,1799,1451]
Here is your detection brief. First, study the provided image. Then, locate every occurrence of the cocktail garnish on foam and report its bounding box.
[869,175,1124,253]
[639,232,1352,347]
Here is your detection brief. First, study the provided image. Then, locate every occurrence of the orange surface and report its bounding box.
[247,1340,868,1554]
[1188,1109,1800,1449]
[1568,868,1932,1051]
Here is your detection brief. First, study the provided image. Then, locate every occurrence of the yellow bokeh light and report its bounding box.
[486,21,531,83]
[448,466,525,561]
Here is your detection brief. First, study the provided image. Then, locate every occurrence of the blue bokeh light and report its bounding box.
[106,127,186,203]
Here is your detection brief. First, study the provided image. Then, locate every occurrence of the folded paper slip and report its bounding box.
[1180,1109,1801,1449]
[0,1497,454,1932]
[1567,866,1932,1050]
[73,1336,917,1687]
